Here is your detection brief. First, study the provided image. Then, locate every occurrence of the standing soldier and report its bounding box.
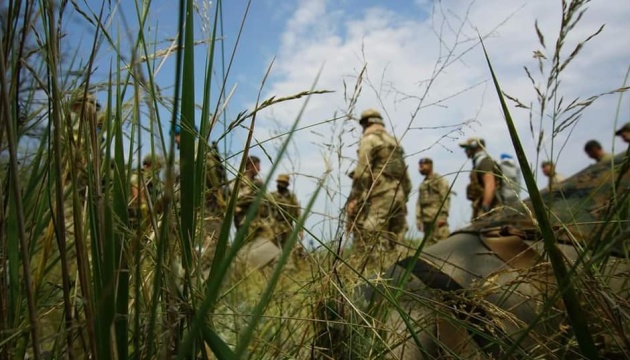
[346,108,412,260]
[460,138,502,220]
[270,174,302,248]
[68,91,102,199]
[233,156,279,269]
[200,141,227,264]
[129,154,163,230]
[415,158,450,245]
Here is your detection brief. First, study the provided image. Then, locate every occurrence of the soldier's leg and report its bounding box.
[200,213,222,270]
[435,223,450,241]
[361,200,399,270]
[237,220,281,271]
[422,221,438,247]
[383,191,408,250]
[389,201,408,245]
[350,208,368,253]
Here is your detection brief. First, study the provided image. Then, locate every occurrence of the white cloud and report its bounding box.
[245,0,630,245]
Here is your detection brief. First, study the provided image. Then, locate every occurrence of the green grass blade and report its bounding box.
[480,38,599,359]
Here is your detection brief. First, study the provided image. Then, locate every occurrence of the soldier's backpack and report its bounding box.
[498,154,521,203]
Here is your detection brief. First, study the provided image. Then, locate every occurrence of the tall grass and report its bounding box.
[0,0,320,358]
[1,0,628,359]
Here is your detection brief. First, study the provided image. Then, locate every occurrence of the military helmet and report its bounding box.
[71,92,101,111]
[276,173,290,184]
[359,108,384,126]
[143,154,164,169]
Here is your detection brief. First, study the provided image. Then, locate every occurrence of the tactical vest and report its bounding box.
[370,131,412,197]
[466,154,503,204]
[419,176,443,206]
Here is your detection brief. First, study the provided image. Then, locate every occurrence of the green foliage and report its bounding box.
[1,1,628,359]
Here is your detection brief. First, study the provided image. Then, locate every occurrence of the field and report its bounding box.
[1,0,629,359]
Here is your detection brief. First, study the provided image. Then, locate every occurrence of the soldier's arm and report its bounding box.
[482,173,496,209]
[439,177,451,216]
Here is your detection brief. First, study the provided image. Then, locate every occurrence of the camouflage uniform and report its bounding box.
[200,143,227,263]
[129,155,163,230]
[270,175,301,247]
[233,166,279,269]
[416,172,450,244]
[461,138,502,220]
[349,109,412,254]
[234,176,274,238]
[67,92,102,199]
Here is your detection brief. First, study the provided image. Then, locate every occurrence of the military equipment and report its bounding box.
[276,173,290,184]
[359,108,385,126]
[316,153,630,359]
[498,155,521,203]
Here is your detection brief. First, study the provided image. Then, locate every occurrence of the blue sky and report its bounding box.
[64,0,630,246]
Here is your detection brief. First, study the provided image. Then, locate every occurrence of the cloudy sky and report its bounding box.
[72,0,630,246]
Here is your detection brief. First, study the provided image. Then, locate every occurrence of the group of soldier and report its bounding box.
[68,90,628,272]
[130,132,303,271]
[66,90,303,272]
[345,107,628,259]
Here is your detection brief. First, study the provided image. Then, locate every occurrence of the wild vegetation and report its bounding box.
[0,0,628,359]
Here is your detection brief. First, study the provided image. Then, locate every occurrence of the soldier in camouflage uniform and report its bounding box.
[233,156,279,269]
[415,158,450,245]
[129,154,164,230]
[347,109,412,257]
[67,91,102,199]
[270,174,302,247]
[199,141,228,266]
[460,137,502,220]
